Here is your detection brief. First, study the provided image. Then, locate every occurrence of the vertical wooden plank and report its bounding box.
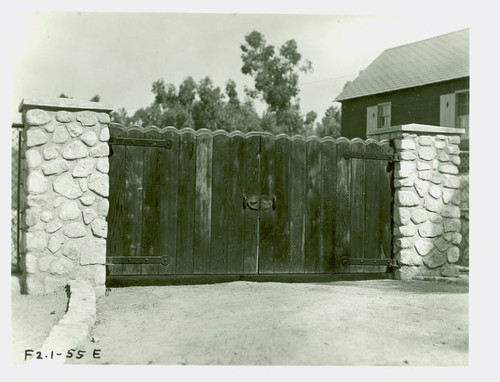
[176,128,196,274]
[243,133,260,274]
[158,127,179,274]
[193,129,213,274]
[141,127,162,275]
[258,133,275,274]
[349,139,366,273]
[363,140,382,273]
[334,138,351,272]
[305,136,322,273]
[122,126,144,275]
[273,134,291,273]
[226,132,246,274]
[320,137,337,273]
[379,141,394,266]
[210,131,230,274]
[107,124,126,276]
[289,135,306,273]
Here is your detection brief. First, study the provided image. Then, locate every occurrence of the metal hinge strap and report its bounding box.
[343,152,399,161]
[341,257,398,267]
[109,137,173,149]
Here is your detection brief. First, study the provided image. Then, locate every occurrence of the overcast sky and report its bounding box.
[11,11,470,123]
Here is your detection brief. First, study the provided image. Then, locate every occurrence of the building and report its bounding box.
[335,28,469,149]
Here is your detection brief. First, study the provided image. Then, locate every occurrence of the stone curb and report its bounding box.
[25,279,96,364]
[411,275,469,286]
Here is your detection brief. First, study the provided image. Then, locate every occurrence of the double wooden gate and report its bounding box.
[107,125,395,278]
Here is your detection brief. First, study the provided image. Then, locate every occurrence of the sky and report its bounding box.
[10,11,471,123]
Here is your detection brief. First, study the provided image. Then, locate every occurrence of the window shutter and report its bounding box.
[366,105,378,135]
[440,94,456,127]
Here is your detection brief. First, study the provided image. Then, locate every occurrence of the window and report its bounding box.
[377,103,391,128]
[456,91,469,130]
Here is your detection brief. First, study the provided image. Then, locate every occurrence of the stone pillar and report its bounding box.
[19,98,112,296]
[368,124,465,281]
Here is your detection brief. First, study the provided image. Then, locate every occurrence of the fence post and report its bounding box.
[19,98,112,296]
[368,124,465,280]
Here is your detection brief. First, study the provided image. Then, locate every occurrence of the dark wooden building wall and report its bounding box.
[340,77,469,139]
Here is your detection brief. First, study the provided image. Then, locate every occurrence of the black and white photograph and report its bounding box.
[3,0,494,377]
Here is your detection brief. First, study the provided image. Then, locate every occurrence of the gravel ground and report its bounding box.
[11,289,68,364]
[67,279,468,366]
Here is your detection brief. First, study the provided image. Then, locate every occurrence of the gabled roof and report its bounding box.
[335,28,469,102]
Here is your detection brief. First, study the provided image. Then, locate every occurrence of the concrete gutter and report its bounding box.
[25,280,97,364]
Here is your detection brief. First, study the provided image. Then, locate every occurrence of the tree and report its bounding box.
[316,105,341,138]
[240,30,313,134]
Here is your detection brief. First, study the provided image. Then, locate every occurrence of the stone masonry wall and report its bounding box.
[20,99,111,296]
[392,132,463,280]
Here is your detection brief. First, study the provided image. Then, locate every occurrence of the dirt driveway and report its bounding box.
[69,279,468,366]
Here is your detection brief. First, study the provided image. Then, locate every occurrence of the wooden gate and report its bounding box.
[107,125,395,277]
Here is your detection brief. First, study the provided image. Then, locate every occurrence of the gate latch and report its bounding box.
[243,195,276,210]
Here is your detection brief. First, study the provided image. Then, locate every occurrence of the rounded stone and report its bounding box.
[59,200,81,220]
[444,232,462,245]
[77,111,98,126]
[429,185,442,199]
[439,164,458,175]
[44,220,63,233]
[25,209,38,227]
[26,231,48,251]
[26,149,42,169]
[27,195,48,208]
[40,210,54,223]
[43,146,60,160]
[80,239,106,265]
[26,109,51,126]
[47,234,64,253]
[97,113,111,124]
[395,190,420,207]
[395,139,416,150]
[419,147,436,161]
[53,125,70,144]
[80,195,96,206]
[38,256,54,272]
[418,221,444,238]
[81,131,98,146]
[72,158,96,178]
[400,151,417,161]
[99,127,110,142]
[88,173,109,197]
[442,205,461,218]
[42,160,70,176]
[399,249,422,266]
[94,265,106,285]
[450,155,461,166]
[62,141,89,160]
[416,161,431,171]
[410,208,428,224]
[83,208,98,224]
[414,239,434,256]
[96,158,109,173]
[424,196,442,213]
[396,237,415,249]
[449,136,461,145]
[423,249,446,269]
[50,258,75,275]
[418,136,433,146]
[27,171,48,194]
[53,173,83,199]
[56,111,75,123]
[442,175,460,189]
[44,124,55,133]
[62,241,80,260]
[66,123,84,137]
[63,222,87,238]
[438,152,450,162]
[80,178,89,192]
[434,140,446,149]
[444,219,461,233]
[445,145,460,155]
[27,130,49,147]
[435,237,451,252]
[430,173,443,185]
[413,179,429,198]
[98,199,109,217]
[91,218,107,238]
[395,224,416,237]
[90,143,110,158]
[394,208,411,226]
